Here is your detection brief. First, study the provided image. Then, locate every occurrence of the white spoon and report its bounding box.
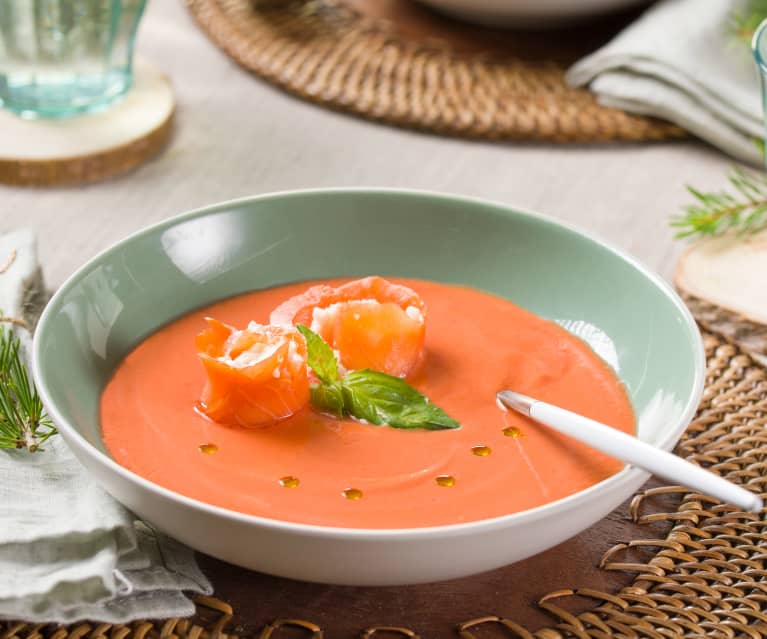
[496,390,764,513]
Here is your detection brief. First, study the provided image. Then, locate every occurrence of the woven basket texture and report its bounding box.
[185,0,687,143]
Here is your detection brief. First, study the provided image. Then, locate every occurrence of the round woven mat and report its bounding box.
[3,323,767,637]
[185,0,687,143]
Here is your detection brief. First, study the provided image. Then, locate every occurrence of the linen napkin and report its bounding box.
[0,229,212,623]
[567,0,764,165]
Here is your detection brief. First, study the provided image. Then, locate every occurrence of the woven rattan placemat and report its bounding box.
[185,0,687,143]
[3,323,766,637]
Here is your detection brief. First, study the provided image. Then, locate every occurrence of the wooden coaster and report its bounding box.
[675,231,767,366]
[0,59,174,187]
[186,0,686,143]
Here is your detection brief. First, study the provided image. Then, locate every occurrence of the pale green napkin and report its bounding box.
[0,229,212,623]
[568,0,764,165]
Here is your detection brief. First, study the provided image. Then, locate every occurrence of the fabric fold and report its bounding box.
[568,0,764,165]
[0,229,212,623]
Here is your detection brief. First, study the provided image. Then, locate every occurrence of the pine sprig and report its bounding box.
[670,167,767,239]
[730,0,767,45]
[0,324,56,451]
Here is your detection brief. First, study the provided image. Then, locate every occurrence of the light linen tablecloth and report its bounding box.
[0,229,212,623]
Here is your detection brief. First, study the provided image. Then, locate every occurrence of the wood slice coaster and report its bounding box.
[3,325,767,638]
[185,0,687,143]
[0,60,174,187]
[675,231,767,368]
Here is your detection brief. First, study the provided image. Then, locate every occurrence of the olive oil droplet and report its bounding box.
[343,488,363,500]
[198,443,218,455]
[279,476,300,488]
[436,474,456,487]
[502,426,523,438]
[471,445,492,457]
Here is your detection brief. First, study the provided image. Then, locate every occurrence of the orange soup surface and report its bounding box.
[101,279,635,528]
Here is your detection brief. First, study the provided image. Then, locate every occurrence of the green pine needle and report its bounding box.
[671,167,767,239]
[677,0,767,240]
[0,322,56,451]
[730,0,767,44]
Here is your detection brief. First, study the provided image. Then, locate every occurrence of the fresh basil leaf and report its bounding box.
[341,369,460,430]
[296,324,339,384]
[344,369,423,403]
[394,403,461,431]
[388,403,460,430]
[294,329,460,431]
[310,382,345,418]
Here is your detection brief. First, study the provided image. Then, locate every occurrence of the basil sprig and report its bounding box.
[296,324,460,431]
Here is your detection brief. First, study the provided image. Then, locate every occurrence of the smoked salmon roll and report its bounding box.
[195,318,310,427]
[270,276,426,378]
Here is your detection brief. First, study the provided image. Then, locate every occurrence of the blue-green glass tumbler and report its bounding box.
[0,0,146,118]
[753,18,767,157]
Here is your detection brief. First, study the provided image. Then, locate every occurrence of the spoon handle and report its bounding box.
[497,390,763,513]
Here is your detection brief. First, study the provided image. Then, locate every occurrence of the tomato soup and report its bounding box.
[100,279,634,528]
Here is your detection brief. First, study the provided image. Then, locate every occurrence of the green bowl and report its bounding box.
[33,189,704,585]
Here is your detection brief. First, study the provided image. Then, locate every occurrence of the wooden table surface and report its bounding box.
[0,0,740,635]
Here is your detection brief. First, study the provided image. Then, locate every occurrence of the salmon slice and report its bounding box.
[270,276,427,378]
[195,318,310,427]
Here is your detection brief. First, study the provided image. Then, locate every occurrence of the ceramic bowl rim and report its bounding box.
[32,187,706,540]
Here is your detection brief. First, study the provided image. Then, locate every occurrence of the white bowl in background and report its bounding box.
[413,0,650,27]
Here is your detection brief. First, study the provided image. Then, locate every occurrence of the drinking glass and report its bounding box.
[753,18,767,155]
[0,0,146,118]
